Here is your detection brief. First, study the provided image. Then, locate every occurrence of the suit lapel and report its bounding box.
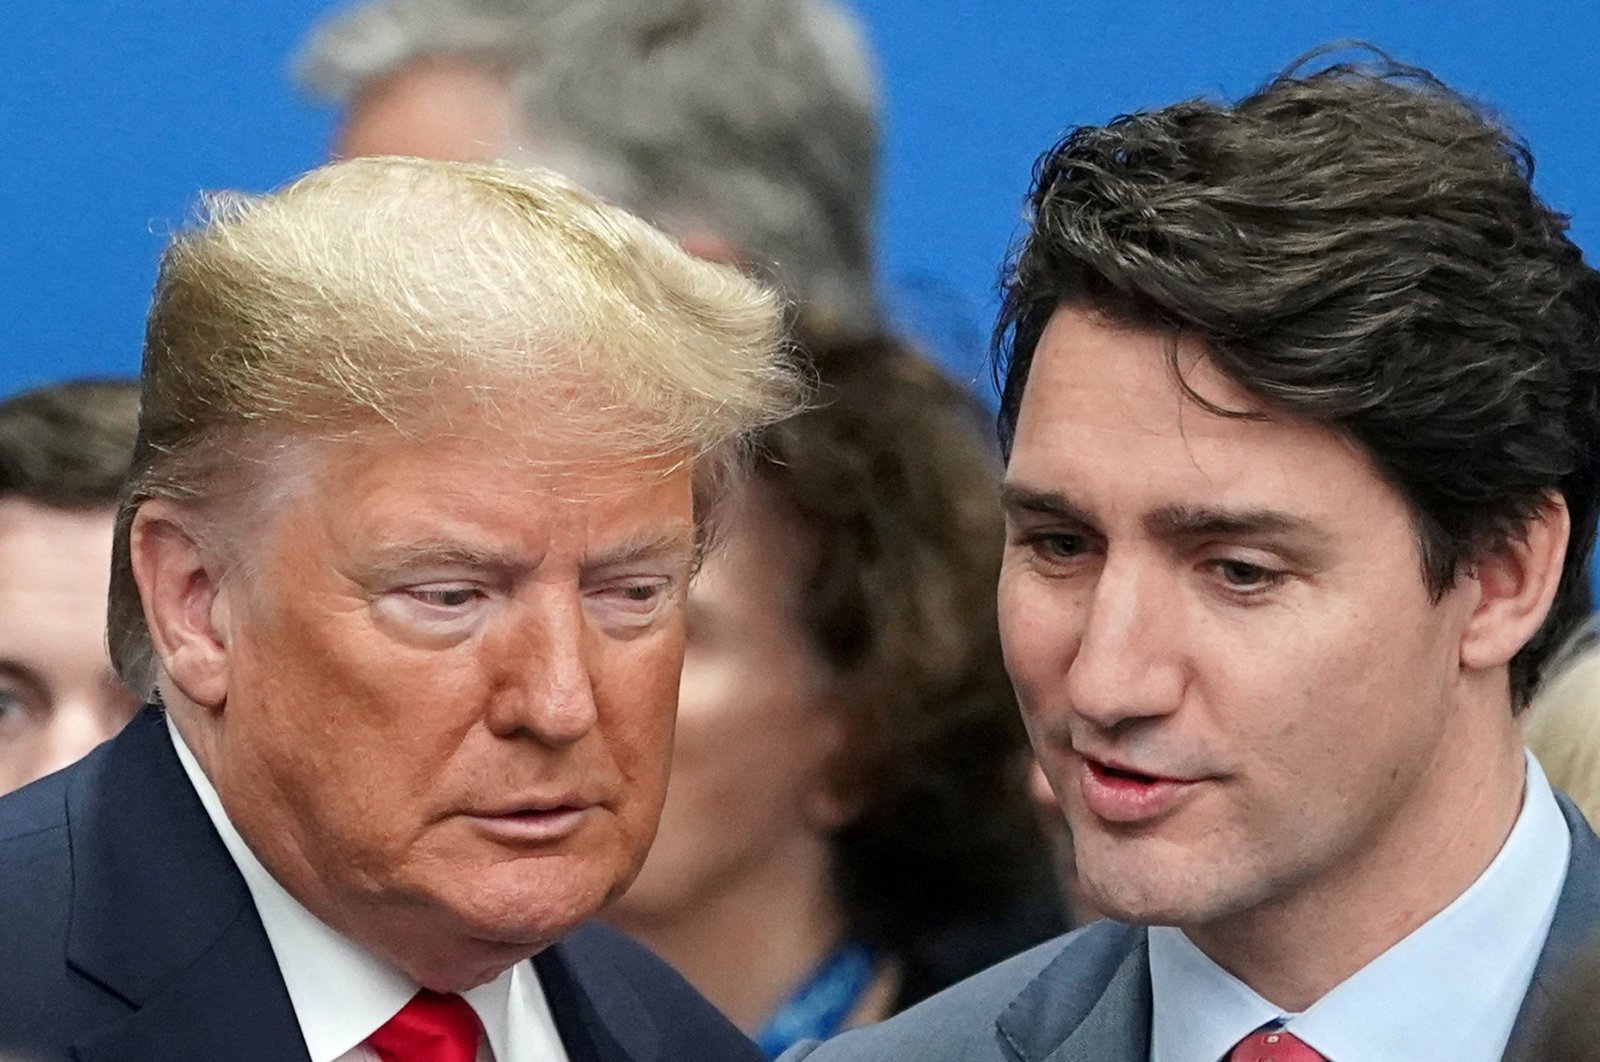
[996,923,1150,1062]
[534,926,661,1062]
[1505,793,1600,1058]
[63,707,307,1062]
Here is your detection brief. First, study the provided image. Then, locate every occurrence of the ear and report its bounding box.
[803,688,866,832]
[676,229,746,270]
[1459,494,1570,673]
[129,501,233,711]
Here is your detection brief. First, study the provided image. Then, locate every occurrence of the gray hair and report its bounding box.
[296,0,882,342]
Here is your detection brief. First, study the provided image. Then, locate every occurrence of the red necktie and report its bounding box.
[1229,1026,1326,1062]
[368,990,484,1062]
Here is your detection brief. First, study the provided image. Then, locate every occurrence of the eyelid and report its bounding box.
[583,575,678,627]
[405,582,482,605]
[1205,556,1289,595]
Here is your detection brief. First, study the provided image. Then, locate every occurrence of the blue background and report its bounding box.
[3,1,1597,397]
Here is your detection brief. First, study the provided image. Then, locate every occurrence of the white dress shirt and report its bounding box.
[167,717,572,1062]
[1148,750,1570,1062]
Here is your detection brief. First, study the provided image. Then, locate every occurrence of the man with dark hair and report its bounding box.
[785,53,1600,1062]
[0,378,141,794]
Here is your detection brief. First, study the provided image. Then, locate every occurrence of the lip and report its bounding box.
[464,801,596,844]
[1077,755,1200,825]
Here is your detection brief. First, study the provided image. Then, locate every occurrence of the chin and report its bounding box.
[1082,859,1280,930]
[433,856,626,944]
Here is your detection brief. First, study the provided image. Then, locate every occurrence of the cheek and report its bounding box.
[998,576,1078,708]
[1217,599,1442,807]
[596,633,685,808]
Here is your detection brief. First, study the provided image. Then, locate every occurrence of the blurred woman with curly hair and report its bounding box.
[604,333,1065,1056]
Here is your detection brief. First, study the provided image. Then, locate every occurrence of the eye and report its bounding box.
[374,582,490,638]
[585,578,675,628]
[0,687,35,738]
[407,586,480,608]
[1014,529,1092,566]
[1209,558,1286,594]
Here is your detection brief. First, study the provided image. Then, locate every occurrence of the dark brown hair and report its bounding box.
[0,379,140,510]
[994,49,1600,707]
[759,332,1058,995]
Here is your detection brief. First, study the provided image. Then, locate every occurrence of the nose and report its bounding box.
[1066,551,1186,731]
[484,595,599,748]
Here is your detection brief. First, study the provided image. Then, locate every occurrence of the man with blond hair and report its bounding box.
[0,156,799,1062]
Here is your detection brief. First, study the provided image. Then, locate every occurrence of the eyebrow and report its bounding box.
[362,527,699,580]
[1000,483,1330,546]
[0,660,48,701]
[585,526,698,570]
[1000,484,1094,525]
[361,542,530,582]
[1144,504,1328,545]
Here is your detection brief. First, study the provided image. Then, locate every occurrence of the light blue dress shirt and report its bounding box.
[1148,750,1570,1062]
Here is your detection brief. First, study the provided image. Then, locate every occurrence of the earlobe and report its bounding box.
[675,229,745,269]
[1459,494,1571,673]
[129,501,232,711]
[804,690,866,832]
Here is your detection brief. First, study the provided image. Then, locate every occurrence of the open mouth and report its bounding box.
[1079,757,1194,823]
[1092,761,1159,784]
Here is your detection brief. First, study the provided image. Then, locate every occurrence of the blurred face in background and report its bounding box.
[611,478,848,925]
[0,498,140,794]
[335,56,516,162]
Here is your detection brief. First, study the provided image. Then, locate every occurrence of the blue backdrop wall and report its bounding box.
[3,1,1597,396]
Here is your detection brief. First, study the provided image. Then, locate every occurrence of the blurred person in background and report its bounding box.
[296,0,881,344]
[602,337,1065,1055]
[1525,632,1600,830]
[0,156,801,1062]
[0,379,141,795]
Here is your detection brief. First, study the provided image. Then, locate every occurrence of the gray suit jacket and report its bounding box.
[782,795,1600,1062]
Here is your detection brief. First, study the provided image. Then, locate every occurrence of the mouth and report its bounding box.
[466,802,596,844]
[1078,756,1199,825]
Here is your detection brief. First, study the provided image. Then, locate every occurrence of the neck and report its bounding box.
[1187,699,1528,1012]
[607,843,850,1032]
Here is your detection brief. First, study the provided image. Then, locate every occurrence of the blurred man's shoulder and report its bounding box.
[780,921,1142,1061]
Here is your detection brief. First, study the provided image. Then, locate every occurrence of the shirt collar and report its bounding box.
[1150,749,1570,1062]
[165,715,558,1062]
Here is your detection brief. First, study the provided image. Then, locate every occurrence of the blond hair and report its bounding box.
[109,155,799,694]
[1525,639,1600,829]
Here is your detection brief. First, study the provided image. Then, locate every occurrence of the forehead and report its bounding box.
[0,500,115,665]
[1007,306,1395,525]
[335,56,516,163]
[274,417,697,553]
[0,500,115,592]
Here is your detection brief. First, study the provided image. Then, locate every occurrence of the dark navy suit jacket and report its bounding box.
[783,793,1600,1061]
[0,707,762,1062]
